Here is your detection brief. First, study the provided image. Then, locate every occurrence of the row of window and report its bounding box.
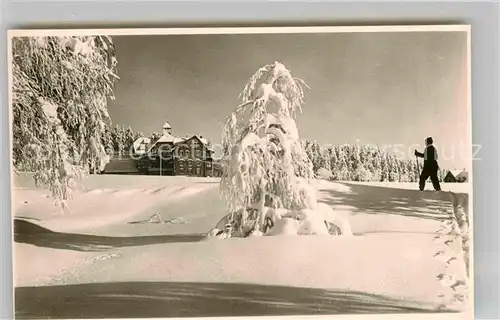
[177,160,211,167]
[150,146,209,159]
[178,149,208,159]
[178,167,202,175]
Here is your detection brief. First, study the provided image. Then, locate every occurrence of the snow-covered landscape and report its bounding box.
[13,174,472,318]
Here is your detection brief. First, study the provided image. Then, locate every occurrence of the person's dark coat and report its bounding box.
[415,144,441,191]
[415,144,439,168]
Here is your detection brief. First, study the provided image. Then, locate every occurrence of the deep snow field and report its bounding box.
[12,174,472,319]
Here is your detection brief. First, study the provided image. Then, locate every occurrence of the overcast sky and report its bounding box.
[107,31,469,169]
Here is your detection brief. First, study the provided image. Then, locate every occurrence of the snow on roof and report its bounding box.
[162,121,172,129]
[448,169,463,177]
[146,133,182,153]
[448,169,466,177]
[448,169,468,179]
[456,170,468,180]
[173,137,186,144]
[193,135,211,148]
[156,133,179,143]
[132,137,151,151]
[199,136,209,145]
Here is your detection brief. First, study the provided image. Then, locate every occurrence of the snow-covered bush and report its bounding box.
[209,61,352,238]
[352,165,372,182]
[12,36,119,207]
[316,167,334,180]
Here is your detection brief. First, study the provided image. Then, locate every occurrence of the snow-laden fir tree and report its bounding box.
[12,35,119,207]
[209,61,352,238]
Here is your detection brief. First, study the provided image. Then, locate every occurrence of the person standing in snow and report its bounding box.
[414,137,441,191]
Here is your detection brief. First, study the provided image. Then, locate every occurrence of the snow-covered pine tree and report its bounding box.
[111,125,125,155]
[371,147,382,182]
[12,35,119,206]
[124,126,135,155]
[317,145,331,175]
[211,61,350,238]
[327,146,337,176]
[336,145,350,181]
[102,125,114,157]
[133,131,144,142]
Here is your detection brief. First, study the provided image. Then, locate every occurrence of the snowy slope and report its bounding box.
[13,176,472,318]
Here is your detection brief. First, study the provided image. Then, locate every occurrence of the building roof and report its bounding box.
[193,135,209,145]
[447,169,468,180]
[147,132,212,153]
[162,121,172,129]
[146,132,185,153]
[132,137,151,152]
[156,133,179,143]
[456,171,468,180]
[175,135,212,150]
[173,137,186,144]
[448,170,463,177]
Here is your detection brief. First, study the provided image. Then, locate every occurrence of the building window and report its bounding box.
[207,162,211,168]
[196,150,201,159]
[196,168,201,175]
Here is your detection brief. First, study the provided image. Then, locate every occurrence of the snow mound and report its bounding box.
[208,202,353,238]
[266,218,300,236]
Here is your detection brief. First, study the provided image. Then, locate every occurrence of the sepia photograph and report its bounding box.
[9,26,473,319]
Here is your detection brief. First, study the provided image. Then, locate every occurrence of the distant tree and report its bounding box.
[102,125,114,156]
[111,125,126,155]
[438,168,448,182]
[327,146,337,174]
[317,145,331,175]
[133,131,144,141]
[149,132,162,144]
[352,165,372,182]
[334,146,346,181]
[124,126,135,155]
[12,35,119,206]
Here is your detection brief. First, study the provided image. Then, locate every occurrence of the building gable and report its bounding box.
[174,135,211,159]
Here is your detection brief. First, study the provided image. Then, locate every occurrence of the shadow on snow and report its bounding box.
[13,219,205,252]
[15,281,453,319]
[317,182,464,222]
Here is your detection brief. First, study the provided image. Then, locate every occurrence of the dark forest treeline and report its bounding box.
[102,125,162,156]
[301,140,448,183]
[43,123,449,182]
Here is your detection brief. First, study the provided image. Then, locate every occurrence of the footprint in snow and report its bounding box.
[452,293,466,302]
[435,253,458,263]
[444,239,455,246]
[438,274,457,287]
[436,273,447,280]
[450,280,467,291]
[89,253,121,263]
[433,250,445,258]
